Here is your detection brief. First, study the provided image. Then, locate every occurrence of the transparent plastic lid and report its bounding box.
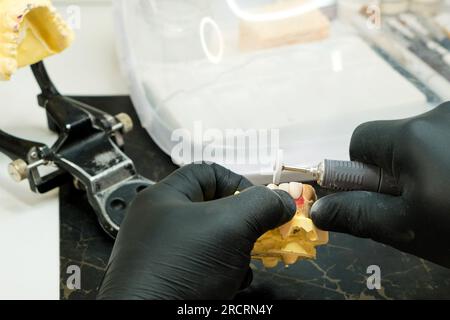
[114,0,431,183]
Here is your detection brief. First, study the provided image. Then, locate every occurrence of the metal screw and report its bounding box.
[73,178,84,191]
[8,159,28,182]
[115,113,133,134]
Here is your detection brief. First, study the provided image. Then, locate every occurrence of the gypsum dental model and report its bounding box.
[0,0,74,80]
[236,182,328,268]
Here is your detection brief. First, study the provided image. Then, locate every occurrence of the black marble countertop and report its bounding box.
[59,96,450,300]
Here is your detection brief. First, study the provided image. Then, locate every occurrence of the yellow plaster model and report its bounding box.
[237,182,328,268]
[0,0,74,80]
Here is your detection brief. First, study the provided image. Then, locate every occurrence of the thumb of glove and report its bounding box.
[311,192,413,246]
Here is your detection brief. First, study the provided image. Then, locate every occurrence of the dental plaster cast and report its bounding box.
[0,0,74,80]
[237,183,328,268]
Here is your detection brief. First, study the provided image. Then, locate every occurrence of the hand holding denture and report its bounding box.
[98,163,297,300]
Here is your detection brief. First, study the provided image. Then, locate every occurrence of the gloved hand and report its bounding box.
[311,103,450,267]
[97,163,296,299]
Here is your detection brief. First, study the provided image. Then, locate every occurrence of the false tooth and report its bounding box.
[266,184,278,190]
[288,182,303,199]
[278,183,290,193]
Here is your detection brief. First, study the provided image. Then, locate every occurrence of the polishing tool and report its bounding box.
[272,149,284,185]
[272,150,401,196]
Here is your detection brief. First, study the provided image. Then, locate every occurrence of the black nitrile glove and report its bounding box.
[97,163,296,299]
[311,103,450,267]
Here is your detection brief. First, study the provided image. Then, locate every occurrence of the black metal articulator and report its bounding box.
[0,62,153,238]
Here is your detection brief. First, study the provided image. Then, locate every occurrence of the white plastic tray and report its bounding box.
[114,0,428,183]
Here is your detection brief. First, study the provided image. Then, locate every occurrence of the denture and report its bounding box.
[237,182,328,268]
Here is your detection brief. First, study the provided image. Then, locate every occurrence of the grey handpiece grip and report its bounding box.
[320,160,401,196]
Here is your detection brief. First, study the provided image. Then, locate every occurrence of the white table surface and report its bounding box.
[0,1,127,299]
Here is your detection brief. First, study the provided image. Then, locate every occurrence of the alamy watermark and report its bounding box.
[66,265,81,290]
[57,5,81,30]
[366,265,381,290]
[366,3,382,30]
[171,122,280,169]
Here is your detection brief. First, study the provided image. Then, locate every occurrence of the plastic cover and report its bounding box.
[113,0,428,183]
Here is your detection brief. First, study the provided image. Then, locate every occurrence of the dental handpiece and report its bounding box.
[276,160,401,196]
